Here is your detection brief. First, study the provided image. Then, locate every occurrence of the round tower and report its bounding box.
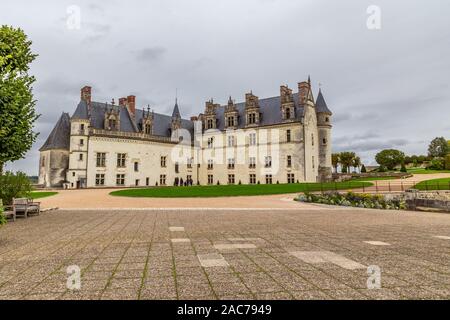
[316,88,333,181]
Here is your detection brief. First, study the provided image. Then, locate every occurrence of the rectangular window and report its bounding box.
[287,173,295,184]
[187,157,193,169]
[135,179,140,186]
[227,116,235,127]
[287,155,292,168]
[227,158,235,170]
[175,162,179,174]
[249,157,256,169]
[207,119,214,129]
[117,153,126,167]
[311,133,314,146]
[80,124,85,131]
[79,153,83,161]
[207,137,214,149]
[207,174,214,185]
[146,177,149,186]
[249,133,257,146]
[96,153,106,167]
[160,174,166,186]
[265,174,273,184]
[312,156,315,169]
[134,162,139,172]
[228,174,235,185]
[207,159,214,170]
[160,156,167,167]
[227,136,235,147]
[265,156,272,168]
[249,174,256,184]
[80,139,84,146]
[116,174,125,186]
[95,174,105,186]
[286,130,291,142]
[248,113,256,124]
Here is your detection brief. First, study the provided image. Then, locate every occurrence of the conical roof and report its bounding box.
[39,113,71,151]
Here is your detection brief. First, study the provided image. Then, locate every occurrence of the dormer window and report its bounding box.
[207,119,214,129]
[248,113,257,125]
[109,118,117,130]
[285,108,291,119]
[144,124,152,135]
[227,116,235,127]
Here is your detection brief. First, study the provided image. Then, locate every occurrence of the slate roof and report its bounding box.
[315,89,332,114]
[43,89,330,148]
[214,92,305,130]
[39,112,71,151]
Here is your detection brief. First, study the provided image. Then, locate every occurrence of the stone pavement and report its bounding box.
[0,207,449,300]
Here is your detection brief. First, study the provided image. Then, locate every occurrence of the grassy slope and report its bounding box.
[110,182,372,198]
[350,176,400,182]
[407,168,450,174]
[30,191,58,199]
[414,178,450,190]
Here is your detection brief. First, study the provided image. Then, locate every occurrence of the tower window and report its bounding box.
[286,130,291,142]
[285,108,291,119]
[287,155,292,168]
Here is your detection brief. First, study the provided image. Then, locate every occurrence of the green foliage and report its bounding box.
[0,171,32,205]
[339,151,356,174]
[0,25,39,173]
[428,137,448,158]
[0,205,6,226]
[400,162,407,172]
[427,157,445,170]
[375,149,405,170]
[360,164,367,173]
[298,192,406,210]
[331,153,340,173]
[446,155,450,170]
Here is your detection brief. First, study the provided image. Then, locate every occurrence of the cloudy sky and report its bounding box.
[2,0,449,175]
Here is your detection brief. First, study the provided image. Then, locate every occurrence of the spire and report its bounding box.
[172,99,181,119]
[316,89,332,114]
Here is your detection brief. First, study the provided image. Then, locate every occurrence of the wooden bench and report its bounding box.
[13,198,41,218]
[0,199,16,222]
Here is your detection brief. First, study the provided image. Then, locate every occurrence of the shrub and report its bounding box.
[427,157,445,170]
[0,205,6,226]
[0,171,33,205]
[400,163,407,172]
[297,191,405,210]
[360,165,367,173]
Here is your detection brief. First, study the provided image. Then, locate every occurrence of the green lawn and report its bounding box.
[350,176,400,182]
[29,191,58,199]
[110,181,373,198]
[407,168,450,174]
[413,178,450,191]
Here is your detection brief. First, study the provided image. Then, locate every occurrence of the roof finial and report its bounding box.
[308,75,311,84]
[111,98,115,106]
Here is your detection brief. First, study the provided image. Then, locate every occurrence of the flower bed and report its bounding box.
[297,192,407,210]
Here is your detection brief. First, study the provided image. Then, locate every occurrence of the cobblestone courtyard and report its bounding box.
[0,207,449,300]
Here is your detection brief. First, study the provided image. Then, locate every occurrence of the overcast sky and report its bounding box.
[2,0,449,175]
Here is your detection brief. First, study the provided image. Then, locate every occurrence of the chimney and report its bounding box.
[298,81,310,105]
[118,97,127,106]
[126,95,136,116]
[80,86,91,104]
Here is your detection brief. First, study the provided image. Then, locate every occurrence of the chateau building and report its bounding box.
[38,78,333,188]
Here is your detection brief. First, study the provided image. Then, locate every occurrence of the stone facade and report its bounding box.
[39,79,333,188]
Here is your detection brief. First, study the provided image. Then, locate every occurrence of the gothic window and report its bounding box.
[248,113,256,125]
[109,118,117,130]
[144,124,152,134]
[285,108,291,120]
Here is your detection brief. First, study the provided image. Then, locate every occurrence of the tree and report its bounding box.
[360,164,367,173]
[352,156,361,173]
[428,137,448,158]
[375,149,405,171]
[331,153,340,173]
[339,152,356,174]
[0,26,39,174]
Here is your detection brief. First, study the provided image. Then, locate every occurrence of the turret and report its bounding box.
[316,88,333,181]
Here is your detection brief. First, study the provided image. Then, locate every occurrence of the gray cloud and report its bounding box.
[135,47,166,62]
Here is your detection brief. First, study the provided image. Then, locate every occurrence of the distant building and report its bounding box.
[39,78,333,188]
